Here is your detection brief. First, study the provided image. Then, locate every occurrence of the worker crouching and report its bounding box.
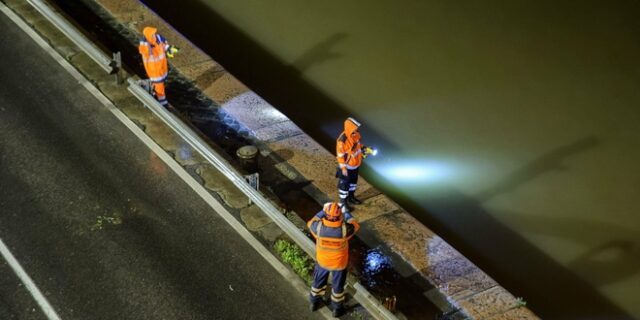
[307,202,360,317]
[138,27,178,107]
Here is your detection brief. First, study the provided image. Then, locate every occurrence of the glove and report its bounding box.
[341,167,348,177]
[167,45,180,58]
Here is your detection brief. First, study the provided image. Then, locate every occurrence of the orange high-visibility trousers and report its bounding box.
[139,27,169,106]
[152,81,167,106]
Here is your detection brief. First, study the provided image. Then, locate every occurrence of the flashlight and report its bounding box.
[167,45,180,58]
[363,146,378,158]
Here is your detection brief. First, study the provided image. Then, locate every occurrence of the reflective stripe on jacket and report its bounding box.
[139,27,169,83]
[307,209,359,271]
[336,117,363,170]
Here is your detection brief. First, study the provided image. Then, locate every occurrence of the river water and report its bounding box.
[142,0,640,318]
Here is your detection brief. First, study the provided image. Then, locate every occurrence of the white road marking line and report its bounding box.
[2,2,333,319]
[0,238,61,320]
[0,5,62,320]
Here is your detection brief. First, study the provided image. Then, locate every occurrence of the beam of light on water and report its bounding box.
[369,157,454,186]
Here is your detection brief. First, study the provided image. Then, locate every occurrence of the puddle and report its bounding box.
[360,247,398,289]
[350,240,439,318]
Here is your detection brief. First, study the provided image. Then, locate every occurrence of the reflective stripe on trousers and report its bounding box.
[152,82,168,106]
[338,167,359,199]
[309,262,347,309]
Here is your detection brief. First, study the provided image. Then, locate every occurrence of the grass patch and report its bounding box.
[274,239,314,285]
[91,215,122,231]
[348,307,368,320]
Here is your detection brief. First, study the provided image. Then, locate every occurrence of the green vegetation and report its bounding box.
[91,215,122,231]
[274,239,314,285]
[348,308,367,320]
[515,297,527,307]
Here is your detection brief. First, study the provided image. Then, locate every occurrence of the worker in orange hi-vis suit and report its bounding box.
[336,117,376,210]
[138,27,178,106]
[307,202,359,317]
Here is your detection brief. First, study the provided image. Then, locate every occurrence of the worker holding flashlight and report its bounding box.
[138,26,179,106]
[335,117,376,210]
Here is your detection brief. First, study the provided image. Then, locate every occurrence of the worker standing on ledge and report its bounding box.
[138,26,178,106]
[308,202,360,317]
[336,117,376,210]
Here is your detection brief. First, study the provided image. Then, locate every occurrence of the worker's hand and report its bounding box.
[167,45,180,58]
[362,146,377,158]
[341,167,348,177]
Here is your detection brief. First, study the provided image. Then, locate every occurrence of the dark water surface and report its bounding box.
[142,0,639,318]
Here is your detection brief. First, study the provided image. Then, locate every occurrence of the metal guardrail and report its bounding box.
[27,0,120,77]
[127,79,399,320]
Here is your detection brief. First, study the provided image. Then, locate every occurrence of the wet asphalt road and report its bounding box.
[0,12,320,320]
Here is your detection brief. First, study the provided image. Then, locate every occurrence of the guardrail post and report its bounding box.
[137,79,153,95]
[244,173,259,205]
[110,51,122,85]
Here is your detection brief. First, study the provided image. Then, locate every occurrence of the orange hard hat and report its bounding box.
[323,202,342,218]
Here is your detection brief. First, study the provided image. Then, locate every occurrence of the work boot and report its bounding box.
[310,301,321,312]
[347,195,362,205]
[339,200,352,212]
[332,306,345,318]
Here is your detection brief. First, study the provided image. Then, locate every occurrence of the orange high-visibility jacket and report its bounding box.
[307,205,359,270]
[336,117,364,170]
[138,27,169,83]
